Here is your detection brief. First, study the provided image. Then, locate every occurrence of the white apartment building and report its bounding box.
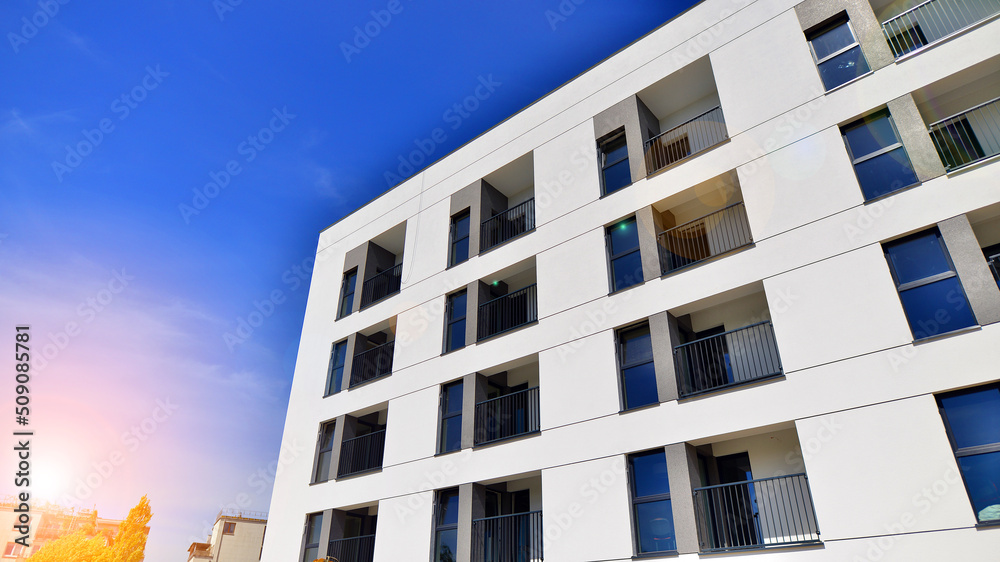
[262,0,1000,559]
[186,510,267,562]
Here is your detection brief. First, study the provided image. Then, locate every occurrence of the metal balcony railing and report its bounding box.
[360,263,402,308]
[471,511,543,562]
[644,106,728,176]
[474,387,540,445]
[337,430,386,477]
[481,198,535,252]
[674,321,782,398]
[328,534,376,562]
[694,473,820,552]
[658,202,753,274]
[349,340,394,387]
[988,251,1000,286]
[477,284,538,341]
[928,96,1000,171]
[881,0,1000,58]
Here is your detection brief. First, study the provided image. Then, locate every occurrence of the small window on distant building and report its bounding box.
[807,17,870,90]
[4,543,26,558]
[223,522,236,535]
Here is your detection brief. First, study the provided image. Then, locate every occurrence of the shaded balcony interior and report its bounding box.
[477,258,538,341]
[913,57,1000,171]
[669,283,782,398]
[969,205,1000,287]
[689,425,821,552]
[653,170,752,274]
[480,152,536,252]
[871,0,1000,58]
[637,56,727,176]
[359,221,406,309]
[471,473,543,562]
[337,405,387,478]
[328,503,377,562]
[349,317,396,388]
[474,355,541,446]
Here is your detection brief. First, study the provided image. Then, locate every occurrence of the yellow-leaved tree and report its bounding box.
[28,496,152,562]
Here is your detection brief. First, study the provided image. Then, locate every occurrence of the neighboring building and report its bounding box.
[0,497,127,560]
[263,0,1000,559]
[185,510,267,562]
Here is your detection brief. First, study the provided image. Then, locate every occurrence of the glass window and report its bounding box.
[439,380,463,454]
[629,449,675,554]
[600,131,632,195]
[884,229,977,339]
[450,211,471,266]
[842,110,919,200]
[444,291,467,353]
[434,489,460,562]
[302,513,323,562]
[618,323,658,410]
[807,19,870,90]
[223,522,236,535]
[338,270,357,319]
[607,217,643,292]
[938,384,1000,524]
[325,340,348,396]
[314,421,336,483]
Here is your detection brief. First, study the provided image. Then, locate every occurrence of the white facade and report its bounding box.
[187,512,266,562]
[263,0,1000,560]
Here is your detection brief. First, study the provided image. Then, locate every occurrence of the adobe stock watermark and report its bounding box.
[340,0,412,63]
[212,0,246,22]
[178,106,296,223]
[383,74,502,187]
[545,457,627,543]
[51,65,169,183]
[222,255,313,351]
[7,0,70,54]
[394,449,473,523]
[545,0,586,30]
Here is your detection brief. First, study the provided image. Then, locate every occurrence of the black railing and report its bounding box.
[644,106,728,176]
[474,387,540,445]
[927,96,1000,171]
[988,252,1000,286]
[481,198,535,252]
[881,0,1000,58]
[471,511,543,562]
[360,263,402,308]
[337,430,386,478]
[674,321,781,398]
[658,202,752,274]
[477,284,538,341]
[327,534,376,562]
[694,473,820,552]
[349,340,394,387]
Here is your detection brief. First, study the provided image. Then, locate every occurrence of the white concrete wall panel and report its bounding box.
[539,332,621,430]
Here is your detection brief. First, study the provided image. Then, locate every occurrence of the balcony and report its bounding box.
[694,473,820,552]
[644,106,729,176]
[481,198,535,252]
[337,429,386,477]
[327,535,375,562]
[674,321,782,398]
[928,95,1000,171]
[878,0,1000,58]
[478,284,538,341]
[658,201,752,274]
[360,263,402,308]
[474,386,540,446]
[350,340,394,388]
[471,511,543,562]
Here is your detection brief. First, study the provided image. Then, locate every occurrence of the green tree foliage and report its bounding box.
[28,497,152,562]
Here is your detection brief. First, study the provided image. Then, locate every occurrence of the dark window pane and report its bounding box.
[333,342,347,366]
[899,277,976,339]
[635,499,676,552]
[604,136,628,163]
[958,451,1000,522]
[320,424,336,450]
[434,529,458,562]
[941,387,1000,449]
[440,416,463,453]
[446,320,466,351]
[302,547,318,561]
[853,148,918,200]
[444,383,464,415]
[603,159,632,194]
[451,237,469,265]
[886,232,953,284]
[844,114,899,158]
[811,22,855,60]
[620,326,653,365]
[449,293,467,320]
[455,214,470,237]
[817,45,870,90]
[306,514,323,542]
[438,491,460,525]
[623,363,658,410]
[315,451,331,482]
[608,218,639,255]
[612,251,644,291]
[632,450,670,497]
[327,367,343,395]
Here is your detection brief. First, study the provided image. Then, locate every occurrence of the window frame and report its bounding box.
[3,543,25,558]
[616,321,659,411]
[443,290,468,354]
[337,269,358,320]
[841,109,919,201]
[449,210,471,267]
[325,340,348,396]
[806,17,870,91]
[627,449,676,555]
[301,512,323,562]
[606,216,643,293]
[438,380,464,454]
[222,521,236,535]
[937,382,1000,525]
[599,129,632,196]
[313,420,337,484]
[432,488,460,562]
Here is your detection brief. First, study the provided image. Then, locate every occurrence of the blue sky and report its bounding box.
[0,1,693,559]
